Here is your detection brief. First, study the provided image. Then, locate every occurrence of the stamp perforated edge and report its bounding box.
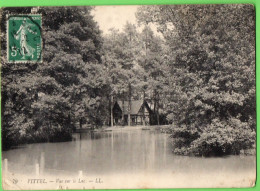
[6,14,43,63]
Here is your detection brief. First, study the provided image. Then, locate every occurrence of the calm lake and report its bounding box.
[2,129,256,188]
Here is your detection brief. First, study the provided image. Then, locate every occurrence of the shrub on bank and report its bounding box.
[170,118,256,156]
[49,127,72,142]
[169,125,200,155]
[2,129,22,151]
[23,125,73,144]
[2,125,72,150]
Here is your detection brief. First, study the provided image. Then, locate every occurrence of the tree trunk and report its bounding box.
[142,107,145,126]
[110,95,113,127]
[153,89,157,113]
[79,118,82,129]
[128,83,131,126]
[157,94,160,125]
[153,90,160,125]
[122,96,125,125]
[143,91,145,126]
[48,119,51,142]
[68,113,73,131]
[153,89,157,124]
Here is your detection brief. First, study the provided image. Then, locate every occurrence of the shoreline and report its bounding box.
[75,125,172,133]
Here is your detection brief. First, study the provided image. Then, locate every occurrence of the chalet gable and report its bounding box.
[114,100,152,115]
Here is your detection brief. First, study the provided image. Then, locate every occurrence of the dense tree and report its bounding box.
[1,7,109,149]
[102,23,168,126]
[40,6,110,130]
[103,23,146,126]
[138,26,167,124]
[1,8,38,149]
[137,4,255,156]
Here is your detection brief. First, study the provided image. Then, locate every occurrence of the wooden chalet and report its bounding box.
[112,100,153,126]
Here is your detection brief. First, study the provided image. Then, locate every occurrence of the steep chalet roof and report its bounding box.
[115,100,151,115]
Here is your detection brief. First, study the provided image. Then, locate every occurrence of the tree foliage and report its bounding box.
[137,4,255,156]
[1,7,109,149]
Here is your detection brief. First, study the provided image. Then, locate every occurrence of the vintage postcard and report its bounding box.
[0,5,256,190]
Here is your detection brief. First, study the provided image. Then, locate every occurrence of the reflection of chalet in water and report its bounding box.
[113,100,152,126]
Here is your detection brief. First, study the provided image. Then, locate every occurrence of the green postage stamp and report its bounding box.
[7,15,42,63]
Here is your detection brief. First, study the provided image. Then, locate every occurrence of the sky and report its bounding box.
[91,5,161,37]
[92,5,139,34]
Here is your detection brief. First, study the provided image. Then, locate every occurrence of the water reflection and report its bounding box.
[2,130,256,176]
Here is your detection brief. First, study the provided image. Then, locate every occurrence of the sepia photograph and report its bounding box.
[0,4,256,189]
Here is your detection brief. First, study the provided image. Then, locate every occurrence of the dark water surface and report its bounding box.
[2,129,256,176]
